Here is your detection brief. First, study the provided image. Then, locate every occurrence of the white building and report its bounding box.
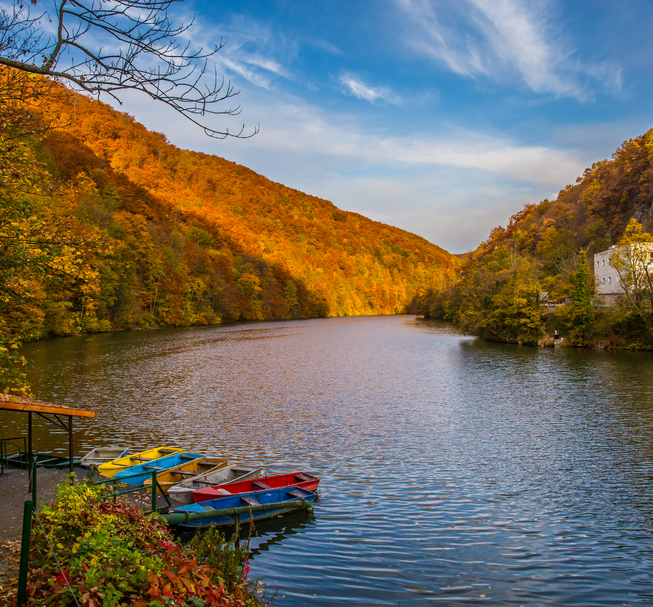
[594,247,621,305]
[594,244,653,305]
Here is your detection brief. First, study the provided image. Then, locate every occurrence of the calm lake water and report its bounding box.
[3,315,653,605]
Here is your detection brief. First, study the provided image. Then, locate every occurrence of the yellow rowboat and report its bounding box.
[143,457,229,494]
[97,446,185,478]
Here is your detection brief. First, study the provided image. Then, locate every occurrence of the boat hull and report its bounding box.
[142,458,228,494]
[193,471,320,503]
[168,465,262,504]
[113,452,205,486]
[175,487,316,528]
[5,452,80,469]
[80,446,130,469]
[97,446,184,478]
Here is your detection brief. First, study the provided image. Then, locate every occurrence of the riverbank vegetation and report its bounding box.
[0,66,456,394]
[417,128,653,349]
[8,479,265,607]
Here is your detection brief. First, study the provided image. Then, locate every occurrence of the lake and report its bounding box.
[3,315,653,605]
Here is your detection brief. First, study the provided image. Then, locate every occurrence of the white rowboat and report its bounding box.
[168,465,263,504]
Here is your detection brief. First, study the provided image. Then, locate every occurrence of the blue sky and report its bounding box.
[111,0,653,252]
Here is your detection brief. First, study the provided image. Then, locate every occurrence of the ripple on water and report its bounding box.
[4,316,653,605]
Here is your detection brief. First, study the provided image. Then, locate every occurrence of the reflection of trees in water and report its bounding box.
[247,508,316,556]
[172,507,316,554]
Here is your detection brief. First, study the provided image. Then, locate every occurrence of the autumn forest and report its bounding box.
[4,63,653,397]
[1,69,456,344]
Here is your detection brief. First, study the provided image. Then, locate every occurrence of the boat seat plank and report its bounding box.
[158,449,179,453]
[130,456,153,462]
[294,473,312,482]
[142,465,166,471]
[171,470,199,476]
[214,488,231,495]
[287,489,305,498]
[251,481,271,490]
[241,495,260,506]
[179,454,198,460]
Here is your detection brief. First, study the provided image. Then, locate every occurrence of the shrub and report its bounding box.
[24,479,265,606]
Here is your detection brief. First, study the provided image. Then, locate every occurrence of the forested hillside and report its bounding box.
[1,69,456,351]
[419,128,653,348]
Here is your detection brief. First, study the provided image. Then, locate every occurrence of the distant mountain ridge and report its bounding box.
[3,77,456,337]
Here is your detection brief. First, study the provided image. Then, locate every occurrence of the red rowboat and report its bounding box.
[192,471,320,503]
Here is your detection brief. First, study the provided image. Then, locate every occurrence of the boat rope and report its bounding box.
[33,511,82,607]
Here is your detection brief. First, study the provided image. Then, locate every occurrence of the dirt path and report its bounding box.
[0,466,76,597]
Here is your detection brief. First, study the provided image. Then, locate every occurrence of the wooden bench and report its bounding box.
[251,480,271,490]
[241,495,260,507]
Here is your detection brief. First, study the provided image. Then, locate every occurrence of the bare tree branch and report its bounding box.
[0,0,259,139]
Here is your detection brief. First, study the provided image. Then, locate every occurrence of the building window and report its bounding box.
[608,276,611,284]
[597,261,600,268]
[602,260,605,267]
[603,277,606,284]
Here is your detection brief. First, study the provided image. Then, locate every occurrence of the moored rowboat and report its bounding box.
[192,471,320,503]
[80,446,131,469]
[168,465,263,504]
[174,487,317,528]
[113,452,205,486]
[5,452,80,469]
[143,457,229,494]
[97,446,184,478]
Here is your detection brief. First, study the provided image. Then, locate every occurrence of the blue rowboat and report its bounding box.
[113,452,205,486]
[174,486,316,528]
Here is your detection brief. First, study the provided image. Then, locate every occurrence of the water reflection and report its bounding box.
[2,316,653,605]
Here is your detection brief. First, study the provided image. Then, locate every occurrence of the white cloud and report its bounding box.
[338,73,402,104]
[228,98,584,186]
[171,14,297,91]
[394,0,622,100]
[309,38,344,56]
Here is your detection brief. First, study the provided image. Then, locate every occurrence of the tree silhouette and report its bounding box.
[0,0,257,138]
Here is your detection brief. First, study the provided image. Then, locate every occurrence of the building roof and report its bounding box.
[0,394,96,418]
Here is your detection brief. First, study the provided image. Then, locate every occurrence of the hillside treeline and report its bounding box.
[418,128,653,349]
[1,69,456,350]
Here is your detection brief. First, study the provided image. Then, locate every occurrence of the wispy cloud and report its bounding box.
[173,14,296,90]
[338,73,402,104]
[309,38,344,55]
[394,0,622,100]
[207,95,585,186]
